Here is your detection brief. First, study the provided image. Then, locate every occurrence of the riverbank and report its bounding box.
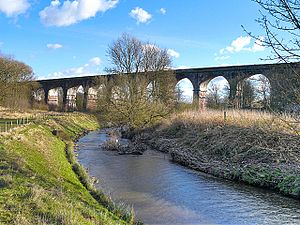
[134,110,300,199]
[0,112,132,224]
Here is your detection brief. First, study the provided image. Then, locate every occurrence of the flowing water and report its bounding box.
[77,130,300,225]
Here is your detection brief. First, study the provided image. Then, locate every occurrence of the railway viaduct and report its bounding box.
[37,62,299,110]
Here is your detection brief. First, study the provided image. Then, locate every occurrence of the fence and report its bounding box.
[0,113,68,133]
[0,118,34,133]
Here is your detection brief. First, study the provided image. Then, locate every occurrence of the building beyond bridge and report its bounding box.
[36,62,300,111]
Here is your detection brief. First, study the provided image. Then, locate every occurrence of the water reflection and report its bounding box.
[77,130,300,225]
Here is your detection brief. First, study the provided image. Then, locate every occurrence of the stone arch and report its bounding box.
[32,88,49,109]
[146,81,154,101]
[175,78,193,103]
[66,86,79,111]
[205,76,230,109]
[33,88,45,103]
[86,86,99,110]
[48,87,63,111]
[243,74,271,109]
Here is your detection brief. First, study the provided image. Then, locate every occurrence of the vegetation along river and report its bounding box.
[77,130,300,225]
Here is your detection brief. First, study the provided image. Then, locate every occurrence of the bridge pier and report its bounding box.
[82,84,90,111]
[44,88,49,105]
[198,80,210,110]
[62,86,68,111]
[199,90,207,110]
[192,89,200,108]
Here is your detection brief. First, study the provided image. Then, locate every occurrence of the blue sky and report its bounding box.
[0,0,270,80]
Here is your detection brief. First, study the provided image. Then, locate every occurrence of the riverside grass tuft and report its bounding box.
[0,112,133,225]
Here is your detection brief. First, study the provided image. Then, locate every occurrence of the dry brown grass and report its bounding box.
[165,109,300,134]
[0,106,70,119]
[145,109,300,197]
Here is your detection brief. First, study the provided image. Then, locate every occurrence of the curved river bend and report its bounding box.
[77,130,300,225]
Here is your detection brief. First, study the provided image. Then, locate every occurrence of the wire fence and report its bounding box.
[0,118,32,133]
[0,113,67,133]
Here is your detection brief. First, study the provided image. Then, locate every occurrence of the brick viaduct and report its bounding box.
[37,62,299,110]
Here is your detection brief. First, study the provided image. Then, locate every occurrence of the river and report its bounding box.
[77,130,300,225]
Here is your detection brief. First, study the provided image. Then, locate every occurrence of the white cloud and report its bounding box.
[225,36,252,53]
[252,36,265,52]
[167,49,180,58]
[47,43,63,49]
[129,7,152,24]
[89,57,102,66]
[175,65,190,69]
[39,0,118,27]
[0,0,30,17]
[215,55,230,61]
[216,36,266,61]
[159,8,166,15]
[42,56,102,79]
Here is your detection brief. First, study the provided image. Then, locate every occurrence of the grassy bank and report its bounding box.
[0,112,131,224]
[141,110,300,199]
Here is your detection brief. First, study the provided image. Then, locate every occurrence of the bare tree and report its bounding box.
[142,43,171,72]
[249,0,300,62]
[98,34,177,128]
[0,56,35,109]
[206,83,229,109]
[106,33,172,74]
[244,0,300,112]
[248,75,271,109]
[241,80,256,109]
[206,83,222,108]
[106,33,143,74]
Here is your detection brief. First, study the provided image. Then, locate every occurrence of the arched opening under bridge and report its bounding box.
[175,78,193,104]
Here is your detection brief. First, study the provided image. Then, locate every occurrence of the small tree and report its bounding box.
[240,80,256,109]
[206,82,230,109]
[248,75,271,109]
[206,83,224,109]
[97,34,176,128]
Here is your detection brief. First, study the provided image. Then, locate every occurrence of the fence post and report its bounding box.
[5,122,7,132]
[10,121,13,130]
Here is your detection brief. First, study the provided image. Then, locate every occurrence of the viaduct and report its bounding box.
[37,62,299,110]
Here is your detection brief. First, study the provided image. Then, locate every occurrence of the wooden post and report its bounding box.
[5,122,7,132]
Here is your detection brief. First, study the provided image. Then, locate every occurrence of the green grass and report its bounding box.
[0,118,35,132]
[0,112,130,224]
